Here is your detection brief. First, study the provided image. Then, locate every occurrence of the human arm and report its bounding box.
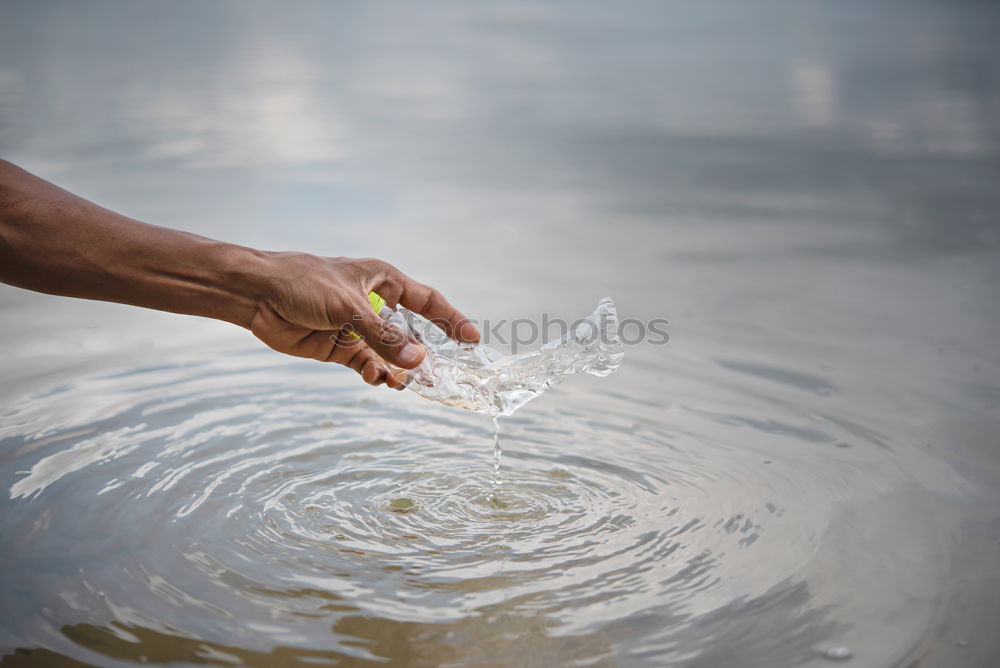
[0,160,480,387]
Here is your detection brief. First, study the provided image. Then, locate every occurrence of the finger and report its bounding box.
[389,274,480,343]
[327,337,392,387]
[254,301,395,388]
[360,358,386,385]
[350,299,426,369]
[298,329,347,362]
[332,337,369,367]
[384,368,407,389]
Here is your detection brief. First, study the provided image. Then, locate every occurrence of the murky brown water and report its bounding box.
[2,1,999,666]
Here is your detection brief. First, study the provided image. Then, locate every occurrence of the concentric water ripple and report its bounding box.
[0,344,981,666]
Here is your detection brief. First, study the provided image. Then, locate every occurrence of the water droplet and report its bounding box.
[824,646,852,660]
[548,466,572,479]
[388,498,417,513]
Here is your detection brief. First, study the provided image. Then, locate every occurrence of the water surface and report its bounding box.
[1,1,999,666]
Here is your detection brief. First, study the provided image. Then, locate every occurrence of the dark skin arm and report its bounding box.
[0,160,480,387]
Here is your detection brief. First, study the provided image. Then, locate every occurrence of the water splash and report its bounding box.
[387,298,624,498]
[387,297,624,416]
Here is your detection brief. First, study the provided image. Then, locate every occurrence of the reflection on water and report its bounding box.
[2,1,1000,666]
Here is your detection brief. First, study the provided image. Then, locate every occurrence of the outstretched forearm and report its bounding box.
[0,159,265,327]
[0,160,480,387]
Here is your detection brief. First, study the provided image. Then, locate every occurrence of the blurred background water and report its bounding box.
[1,1,999,666]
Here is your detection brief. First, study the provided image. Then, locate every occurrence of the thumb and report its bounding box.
[349,304,426,369]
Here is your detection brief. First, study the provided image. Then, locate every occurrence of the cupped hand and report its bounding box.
[248,254,480,388]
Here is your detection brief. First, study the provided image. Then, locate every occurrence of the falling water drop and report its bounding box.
[491,413,502,489]
[487,413,504,507]
[824,646,853,661]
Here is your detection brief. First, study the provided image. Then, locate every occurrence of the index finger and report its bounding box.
[392,274,480,343]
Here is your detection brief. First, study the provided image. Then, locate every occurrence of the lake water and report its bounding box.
[1,1,999,666]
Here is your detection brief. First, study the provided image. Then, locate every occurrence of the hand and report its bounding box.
[249,254,480,388]
[0,161,480,390]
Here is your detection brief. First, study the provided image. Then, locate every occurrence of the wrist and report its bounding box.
[206,242,274,328]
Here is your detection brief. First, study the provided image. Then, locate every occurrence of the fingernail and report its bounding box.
[460,321,480,342]
[398,343,424,367]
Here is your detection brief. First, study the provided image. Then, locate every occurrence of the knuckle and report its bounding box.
[371,320,406,348]
[356,257,384,273]
[420,287,442,314]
